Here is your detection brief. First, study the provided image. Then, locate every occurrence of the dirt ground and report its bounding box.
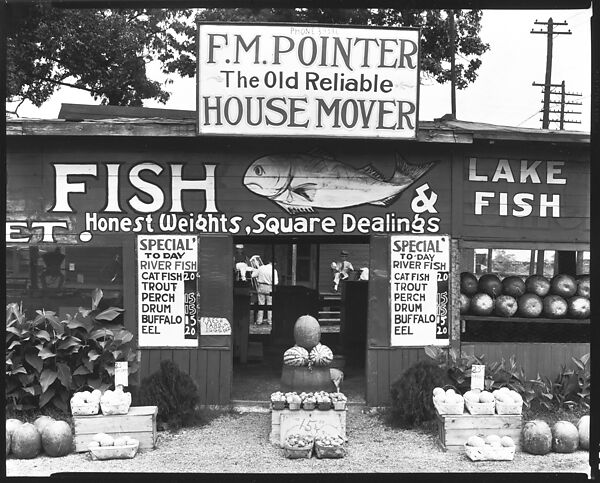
[5,406,591,477]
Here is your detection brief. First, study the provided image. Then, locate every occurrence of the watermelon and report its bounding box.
[293,315,321,350]
[41,420,73,457]
[522,420,552,455]
[6,418,24,456]
[11,423,42,459]
[577,415,589,450]
[309,343,334,366]
[460,272,479,296]
[33,415,55,434]
[478,273,503,297]
[502,276,526,298]
[283,345,309,366]
[552,421,579,453]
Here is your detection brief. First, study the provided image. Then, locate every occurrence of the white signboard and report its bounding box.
[471,364,485,391]
[197,23,419,138]
[137,235,199,347]
[114,361,129,387]
[199,317,232,336]
[390,235,450,347]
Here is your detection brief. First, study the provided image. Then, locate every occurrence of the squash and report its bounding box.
[293,315,321,350]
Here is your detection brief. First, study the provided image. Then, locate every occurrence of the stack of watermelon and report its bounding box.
[6,416,73,459]
[282,315,334,368]
[522,416,589,455]
[460,272,590,319]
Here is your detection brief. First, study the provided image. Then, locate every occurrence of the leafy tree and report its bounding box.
[7,4,489,113]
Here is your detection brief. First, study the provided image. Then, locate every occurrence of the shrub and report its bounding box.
[389,359,452,428]
[135,360,203,430]
[5,289,138,414]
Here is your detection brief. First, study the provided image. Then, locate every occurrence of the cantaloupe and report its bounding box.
[552,421,579,453]
[41,420,73,457]
[522,420,552,455]
[577,415,589,450]
[293,315,321,350]
[11,423,42,459]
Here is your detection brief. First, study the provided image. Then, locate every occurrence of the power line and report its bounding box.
[530,18,572,129]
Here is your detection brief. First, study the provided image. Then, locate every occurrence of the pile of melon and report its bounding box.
[88,433,138,449]
[99,385,132,414]
[283,315,334,368]
[6,416,73,459]
[460,272,590,319]
[466,434,515,448]
[522,416,589,455]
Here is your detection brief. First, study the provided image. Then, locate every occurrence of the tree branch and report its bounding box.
[40,77,98,95]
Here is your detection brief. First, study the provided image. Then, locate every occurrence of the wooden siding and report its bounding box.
[366,347,430,406]
[138,235,232,406]
[461,342,590,380]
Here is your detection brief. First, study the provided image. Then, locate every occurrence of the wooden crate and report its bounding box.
[270,409,346,446]
[73,406,157,453]
[437,411,522,452]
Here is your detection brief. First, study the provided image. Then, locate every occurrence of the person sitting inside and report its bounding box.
[331,250,354,292]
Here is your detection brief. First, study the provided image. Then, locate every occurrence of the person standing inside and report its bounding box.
[252,258,279,325]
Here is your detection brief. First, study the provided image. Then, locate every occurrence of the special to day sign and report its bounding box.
[390,235,450,347]
[197,23,420,138]
[137,235,199,347]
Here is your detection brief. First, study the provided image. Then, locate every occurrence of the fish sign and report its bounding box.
[243,151,435,214]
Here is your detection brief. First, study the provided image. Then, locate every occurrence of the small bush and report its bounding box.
[389,359,452,428]
[135,360,204,430]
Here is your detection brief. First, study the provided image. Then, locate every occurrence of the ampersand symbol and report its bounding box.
[411,183,438,213]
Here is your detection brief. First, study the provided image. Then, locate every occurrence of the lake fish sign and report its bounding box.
[197,23,420,138]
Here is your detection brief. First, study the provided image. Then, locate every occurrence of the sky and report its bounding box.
[10,8,593,132]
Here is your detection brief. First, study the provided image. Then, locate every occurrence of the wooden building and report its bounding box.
[6,106,590,406]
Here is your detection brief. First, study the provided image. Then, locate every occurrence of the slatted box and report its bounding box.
[73,406,158,453]
[437,411,522,452]
[270,409,346,446]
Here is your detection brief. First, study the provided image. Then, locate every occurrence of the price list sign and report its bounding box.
[137,235,199,348]
[390,235,450,347]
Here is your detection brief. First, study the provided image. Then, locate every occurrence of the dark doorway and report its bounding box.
[231,236,369,403]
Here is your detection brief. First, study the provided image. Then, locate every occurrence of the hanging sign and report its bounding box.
[197,23,419,138]
[137,235,199,347]
[471,364,485,391]
[390,235,450,347]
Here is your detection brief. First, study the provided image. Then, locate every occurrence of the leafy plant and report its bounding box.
[135,360,203,430]
[389,359,452,428]
[424,345,591,412]
[5,289,138,414]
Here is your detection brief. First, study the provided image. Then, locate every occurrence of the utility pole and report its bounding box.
[448,9,457,119]
[530,18,571,129]
[547,80,582,129]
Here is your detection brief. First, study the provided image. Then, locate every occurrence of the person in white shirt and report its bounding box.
[252,259,279,325]
[331,250,354,292]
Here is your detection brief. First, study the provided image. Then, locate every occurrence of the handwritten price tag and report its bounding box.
[471,364,485,391]
[115,361,129,387]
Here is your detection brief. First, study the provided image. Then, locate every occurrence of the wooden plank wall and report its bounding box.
[138,235,233,406]
[366,347,430,406]
[462,342,590,380]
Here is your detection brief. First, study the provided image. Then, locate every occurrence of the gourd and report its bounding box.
[293,315,321,350]
[283,345,309,366]
[309,343,334,367]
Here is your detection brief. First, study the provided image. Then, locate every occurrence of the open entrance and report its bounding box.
[231,236,369,403]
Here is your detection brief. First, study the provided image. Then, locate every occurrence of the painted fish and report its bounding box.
[243,150,435,214]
